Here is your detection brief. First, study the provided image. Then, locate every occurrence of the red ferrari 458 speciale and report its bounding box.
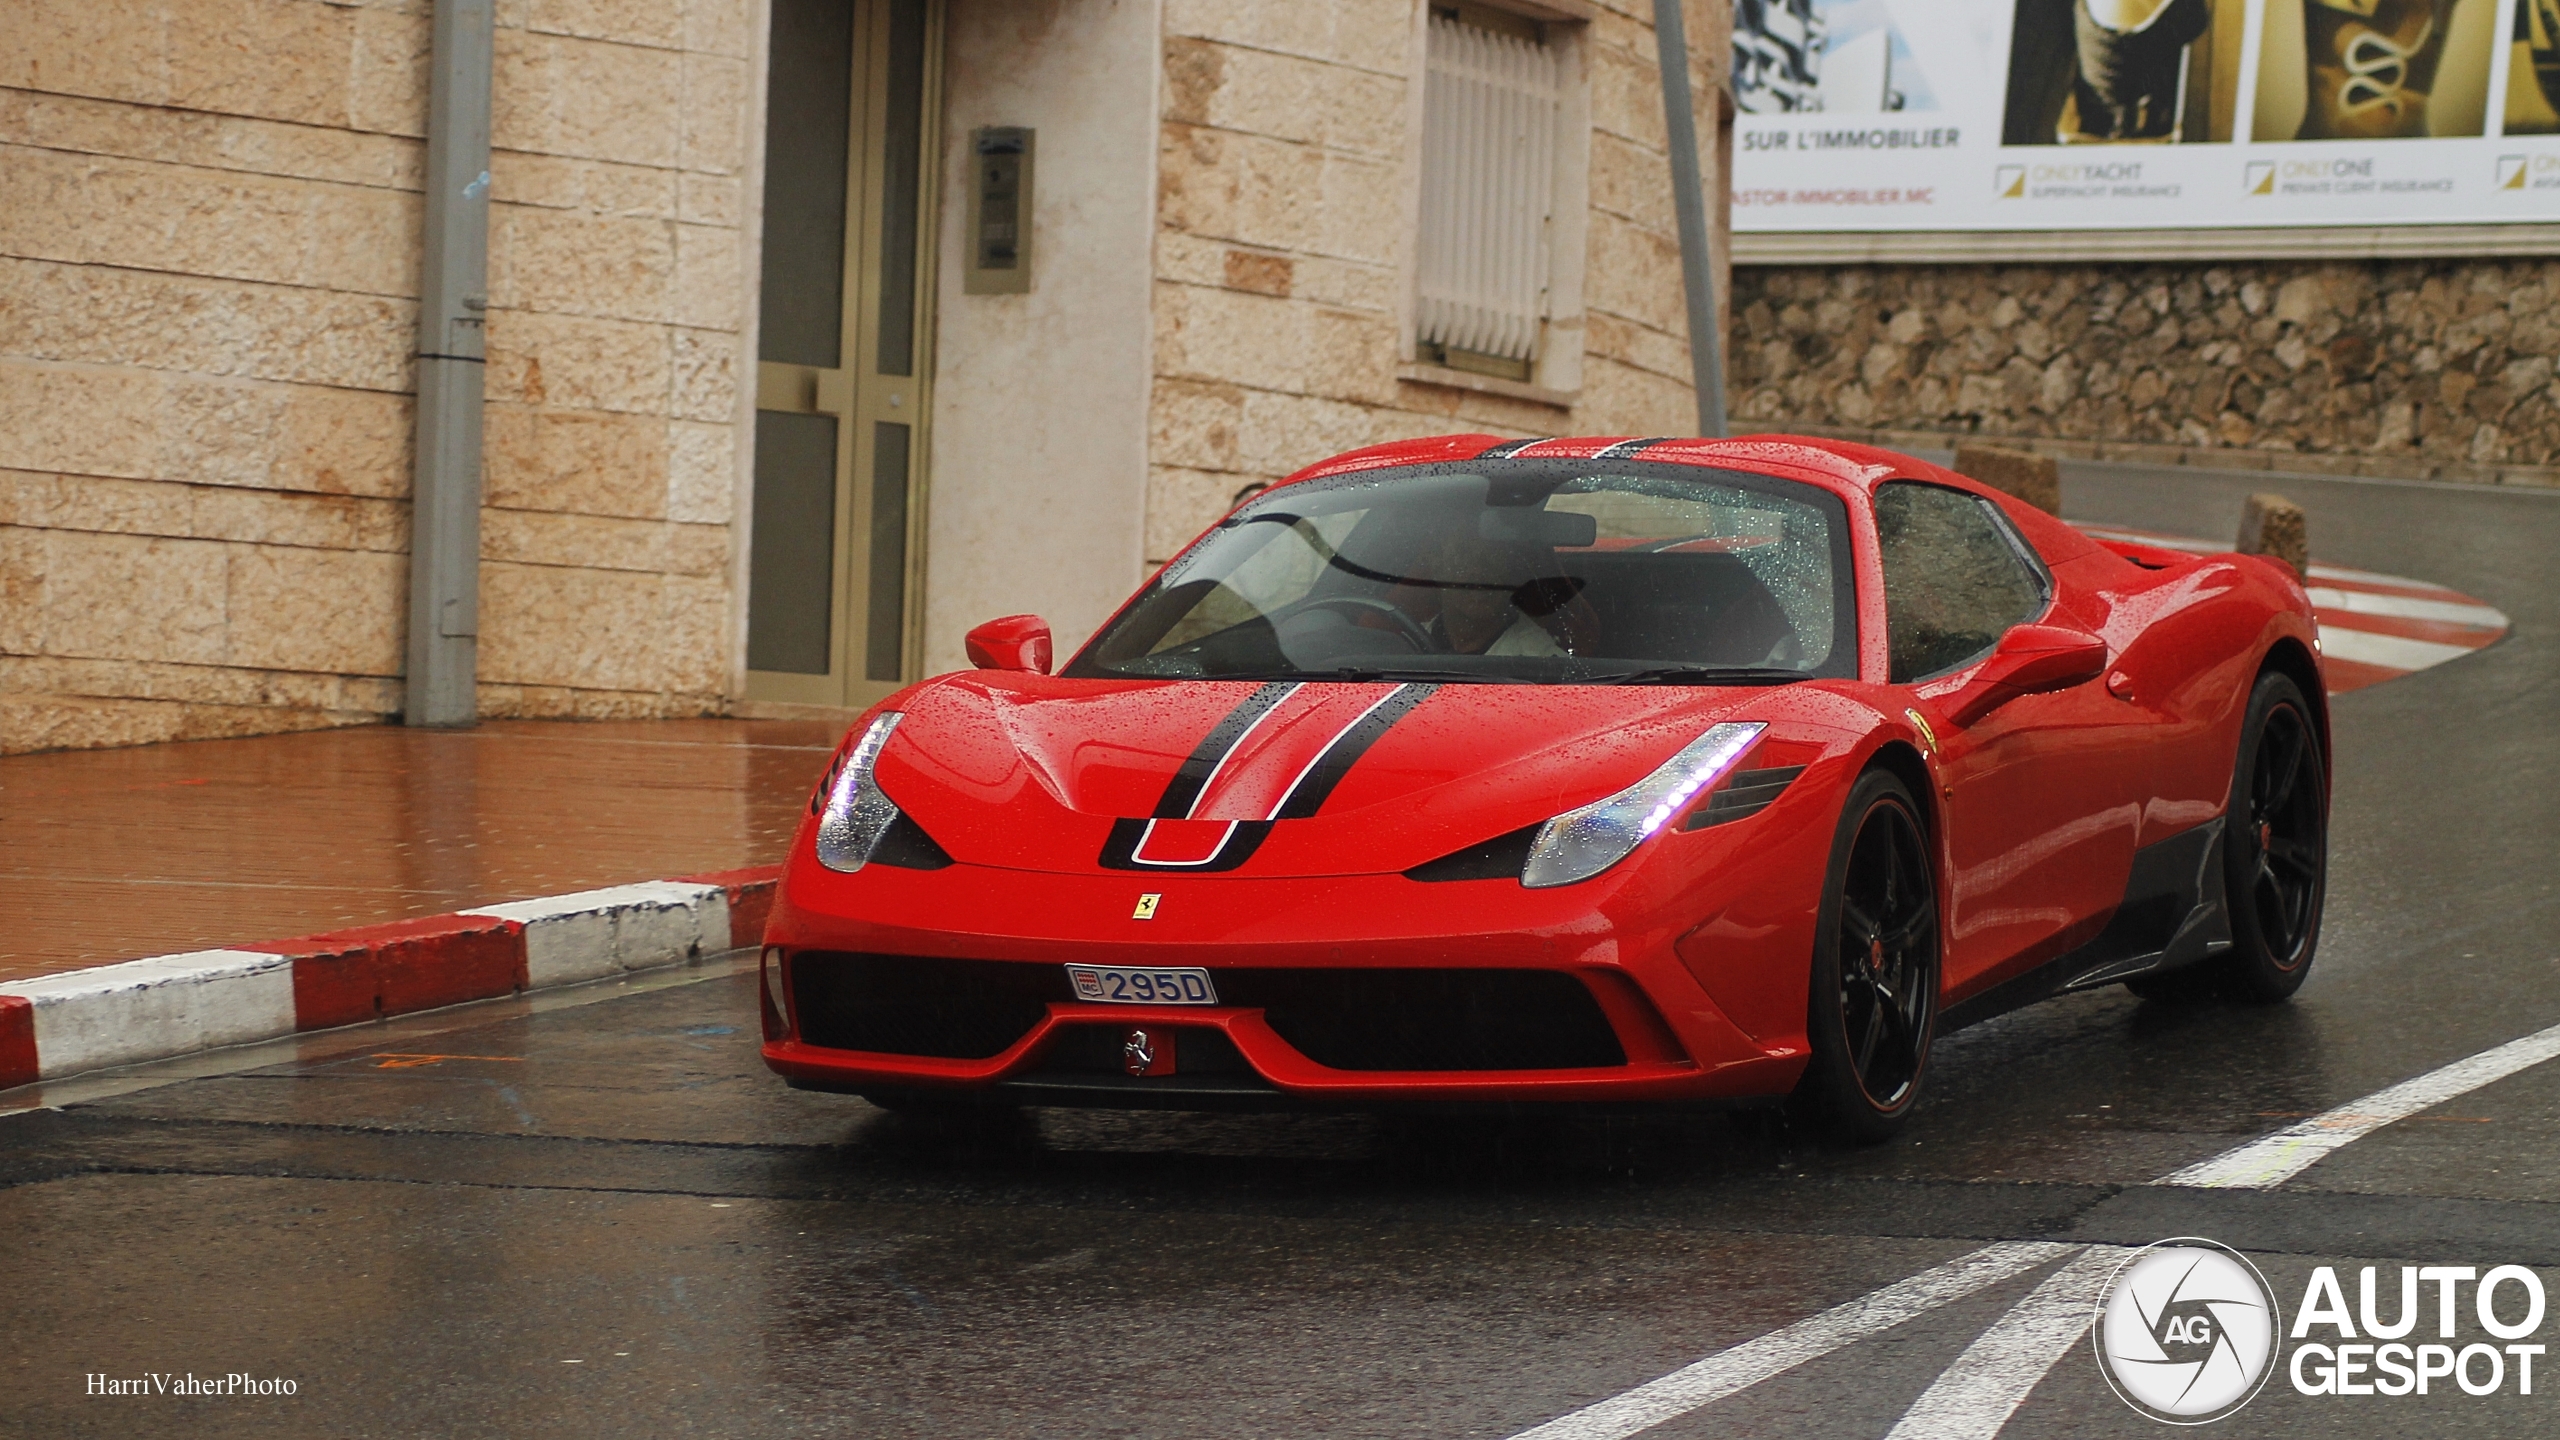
[759,434,2330,1138]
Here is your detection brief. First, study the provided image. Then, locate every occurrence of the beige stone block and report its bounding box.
[1,695,193,756]
[1,470,171,538]
[0,100,411,235]
[659,572,728,692]
[0,260,417,392]
[350,3,434,138]
[275,386,414,498]
[188,487,380,551]
[0,362,163,480]
[1163,37,1405,160]
[0,653,397,712]
[485,309,671,414]
[1586,310,1693,389]
[680,51,747,174]
[483,507,664,570]
[167,0,361,129]
[0,524,44,653]
[488,203,674,322]
[670,326,738,422]
[35,529,231,665]
[677,172,740,227]
[483,403,669,517]
[0,0,176,108]
[1585,212,1685,335]
[682,0,753,59]
[1151,378,1248,472]
[672,222,741,330]
[667,521,727,578]
[160,378,289,489]
[505,0,684,49]
[479,560,681,692]
[665,419,734,523]
[1232,388,1429,473]
[1590,130,1677,233]
[491,150,678,217]
[224,544,406,674]
[1954,445,2063,515]
[1588,35,1672,153]
[1153,283,1396,405]
[0,146,414,297]
[1157,126,1400,266]
[1164,0,1413,73]
[494,29,681,168]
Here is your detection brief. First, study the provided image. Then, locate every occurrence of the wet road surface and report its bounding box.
[4,462,2558,1438]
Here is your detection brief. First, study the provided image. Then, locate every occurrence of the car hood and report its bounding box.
[866,673,1809,878]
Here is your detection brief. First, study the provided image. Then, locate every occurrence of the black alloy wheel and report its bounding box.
[2217,671,2327,1000]
[1796,769,1941,1143]
[2128,669,2328,1004]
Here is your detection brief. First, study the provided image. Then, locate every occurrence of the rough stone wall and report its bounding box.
[1143,0,1732,563]
[0,0,753,755]
[1732,257,2560,489]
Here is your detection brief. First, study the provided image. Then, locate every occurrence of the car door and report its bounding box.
[1876,482,2149,1001]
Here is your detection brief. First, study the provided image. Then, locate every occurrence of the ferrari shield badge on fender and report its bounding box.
[1132,893,1161,920]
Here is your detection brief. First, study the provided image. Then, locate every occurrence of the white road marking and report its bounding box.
[1502,1242,2077,1440]
[1912,1020,2560,1437]
[1880,1247,2130,1440]
[2161,1019,2560,1189]
[2314,625,2480,672]
[1507,1015,2560,1439]
[2307,586,2508,629]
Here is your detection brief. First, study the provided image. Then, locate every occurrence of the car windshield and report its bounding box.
[1067,460,1857,685]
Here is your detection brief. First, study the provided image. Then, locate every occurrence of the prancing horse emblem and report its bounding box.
[1122,1029,1157,1077]
[1132,893,1161,920]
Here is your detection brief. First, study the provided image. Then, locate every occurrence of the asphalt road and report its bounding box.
[5,461,2558,1439]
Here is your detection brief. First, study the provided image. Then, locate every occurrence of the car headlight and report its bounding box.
[816,713,905,873]
[1520,722,1766,889]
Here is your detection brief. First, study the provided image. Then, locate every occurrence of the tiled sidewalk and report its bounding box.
[0,718,841,985]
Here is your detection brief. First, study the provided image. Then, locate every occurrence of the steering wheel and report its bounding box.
[1272,595,1436,653]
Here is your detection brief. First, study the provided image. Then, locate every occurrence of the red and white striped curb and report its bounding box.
[0,866,778,1092]
[2073,522,2511,693]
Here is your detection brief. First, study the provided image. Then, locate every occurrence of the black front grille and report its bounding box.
[791,953,1063,1059]
[788,954,1626,1072]
[1221,968,1624,1071]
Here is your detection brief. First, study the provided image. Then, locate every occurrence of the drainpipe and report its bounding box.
[407,0,495,727]
[1651,0,1727,438]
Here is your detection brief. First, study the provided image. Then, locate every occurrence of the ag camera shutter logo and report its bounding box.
[2093,1239,2282,1424]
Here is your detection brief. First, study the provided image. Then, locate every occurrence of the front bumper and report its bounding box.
[757,855,1814,1108]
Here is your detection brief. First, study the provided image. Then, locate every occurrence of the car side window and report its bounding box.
[1875,483,2050,684]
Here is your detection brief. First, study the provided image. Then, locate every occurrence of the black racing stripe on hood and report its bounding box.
[1098,818,1275,873]
[1271,683,1439,820]
[1476,437,1546,459]
[1594,436,1671,459]
[1153,682,1299,819]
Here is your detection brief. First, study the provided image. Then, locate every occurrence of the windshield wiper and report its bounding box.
[1596,666,1813,686]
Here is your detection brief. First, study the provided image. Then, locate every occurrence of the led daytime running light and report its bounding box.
[816,712,905,873]
[1520,722,1767,888]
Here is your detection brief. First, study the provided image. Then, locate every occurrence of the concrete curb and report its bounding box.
[0,865,778,1090]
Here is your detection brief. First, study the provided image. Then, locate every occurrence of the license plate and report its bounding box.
[1065,964,1219,1005]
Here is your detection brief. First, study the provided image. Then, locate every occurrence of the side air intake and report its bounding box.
[1683,766,1806,830]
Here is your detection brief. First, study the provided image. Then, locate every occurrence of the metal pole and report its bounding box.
[407,0,494,727]
[1652,0,1727,437]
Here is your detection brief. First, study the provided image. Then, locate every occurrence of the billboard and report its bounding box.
[1731,1,2560,234]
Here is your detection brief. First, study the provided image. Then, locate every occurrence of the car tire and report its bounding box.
[2210,669,2328,1002]
[1794,768,1941,1145]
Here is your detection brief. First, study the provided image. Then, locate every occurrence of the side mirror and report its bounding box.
[965,614,1053,674]
[1953,624,2107,723]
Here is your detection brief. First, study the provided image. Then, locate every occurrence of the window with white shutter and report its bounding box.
[1415,7,1566,383]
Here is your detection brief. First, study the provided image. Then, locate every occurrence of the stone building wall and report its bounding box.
[1731,256,2560,489]
[0,0,754,756]
[1142,0,1732,563]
